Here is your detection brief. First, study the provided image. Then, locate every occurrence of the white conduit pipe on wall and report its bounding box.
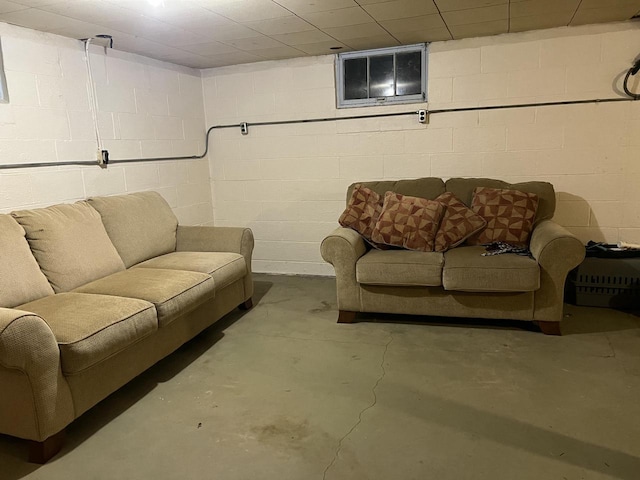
[84,38,107,167]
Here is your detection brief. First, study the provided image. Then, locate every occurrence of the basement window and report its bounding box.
[336,43,427,108]
[0,39,7,103]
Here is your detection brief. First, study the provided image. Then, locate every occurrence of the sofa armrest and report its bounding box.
[529,220,585,322]
[320,227,367,312]
[176,226,254,300]
[0,308,74,441]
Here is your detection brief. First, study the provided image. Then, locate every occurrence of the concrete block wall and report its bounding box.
[0,22,213,226]
[202,22,640,276]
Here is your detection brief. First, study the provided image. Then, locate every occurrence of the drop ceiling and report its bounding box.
[0,0,639,69]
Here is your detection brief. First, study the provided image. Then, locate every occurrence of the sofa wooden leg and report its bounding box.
[338,310,357,324]
[239,298,253,310]
[29,429,65,464]
[536,321,562,336]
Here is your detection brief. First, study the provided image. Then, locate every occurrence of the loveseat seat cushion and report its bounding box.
[0,214,54,307]
[356,250,444,286]
[133,252,247,291]
[73,268,215,327]
[87,192,178,268]
[11,203,126,293]
[443,246,540,292]
[18,293,156,375]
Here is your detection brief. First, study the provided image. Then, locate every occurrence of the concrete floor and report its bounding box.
[1,274,639,480]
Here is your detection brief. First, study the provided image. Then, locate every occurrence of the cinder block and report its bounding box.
[95,83,137,113]
[429,48,481,78]
[4,71,38,106]
[339,155,384,180]
[135,88,169,116]
[431,153,483,177]
[507,123,563,150]
[118,113,155,140]
[55,140,96,161]
[481,41,540,73]
[153,115,184,140]
[383,154,431,179]
[453,126,506,152]
[14,107,69,140]
[552,201,591,226]
[82,166,126,197]
[0,173,34,208]
[124,163,160,191]
[405,128,453,154]
[30,169,84,205]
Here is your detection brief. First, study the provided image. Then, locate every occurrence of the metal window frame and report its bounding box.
[0,38,9,104]
[336,43,427,109]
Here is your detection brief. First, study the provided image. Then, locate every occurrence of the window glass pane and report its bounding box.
[344,57,367,100]
[396,51,421,96]
[369,54,394,98]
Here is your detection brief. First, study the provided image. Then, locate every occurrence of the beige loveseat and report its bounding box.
[0,192,253,462]
[321,177,585,335]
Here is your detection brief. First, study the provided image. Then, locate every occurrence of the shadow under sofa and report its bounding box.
[0,191,254,463]
[321,177,586,335]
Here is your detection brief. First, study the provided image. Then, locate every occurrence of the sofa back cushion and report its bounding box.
[88,191,178,268]
[0,214,55,307]
[444,178,555,224]
[11,203,126,293]
[346,178,446,205]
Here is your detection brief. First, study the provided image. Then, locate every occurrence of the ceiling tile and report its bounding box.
[254,45,306,59]
[222,35,288,51]
[179,41,240,56]
[271,29,333,46]
[510,13,574,33]
[435,0,507,12]
[0,1,28,13]
[379,14,447,35]
[0,8,87,31]
[300,7,373,28]
[393,28,453,43]
[442,4,508,25]
[579,0,640,9]
[11,0,66,6]
[570,5,640,25]
[205,0,291,22]
[141,26,212,48]
[343,34,401,50]
[362,0,438,21]
[203,51,265,67]
[510,0,579,18]
[322,22,387,41]
[449,19,508,38]
[272,0,359,14]
[244,15,314,35]
[203,23,264,41]
[294,40,351,55]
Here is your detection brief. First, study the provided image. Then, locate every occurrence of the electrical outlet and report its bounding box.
[418,110,428,124]
[240,122,249,135]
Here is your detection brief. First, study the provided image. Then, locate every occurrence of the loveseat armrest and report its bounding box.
[176,226,254,300]
[0,308,74,442]
[320,227,367,312]
[529,220,585,323]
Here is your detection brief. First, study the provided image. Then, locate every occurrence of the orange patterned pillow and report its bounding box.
[371,192,445,252]
[338,184,383,243]
[434,192,487,252]
[468,187,539,246]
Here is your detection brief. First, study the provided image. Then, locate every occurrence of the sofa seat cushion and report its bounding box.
[133,252,247,291]
[18,293,156,375]
[356,250,444,286]
[74,269,215,327]
[443,246,540,292]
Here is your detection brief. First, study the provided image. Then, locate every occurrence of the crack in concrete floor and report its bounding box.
[322,334,393,480]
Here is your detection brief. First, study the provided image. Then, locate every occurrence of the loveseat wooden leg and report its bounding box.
[29,429,65,464]
[338,310,357,324]
[536,321,562,336]
[239,298,253,310]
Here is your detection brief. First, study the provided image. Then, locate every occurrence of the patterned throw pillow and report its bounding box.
[338,184,383,243]
[467,187,539,246]
[434,192,487,252]
[371,192,445,252]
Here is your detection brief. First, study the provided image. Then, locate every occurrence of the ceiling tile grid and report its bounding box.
[0,0,636,68]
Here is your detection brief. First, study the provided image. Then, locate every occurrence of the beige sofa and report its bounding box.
[321,177,585,335]
[0,192,253,463]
